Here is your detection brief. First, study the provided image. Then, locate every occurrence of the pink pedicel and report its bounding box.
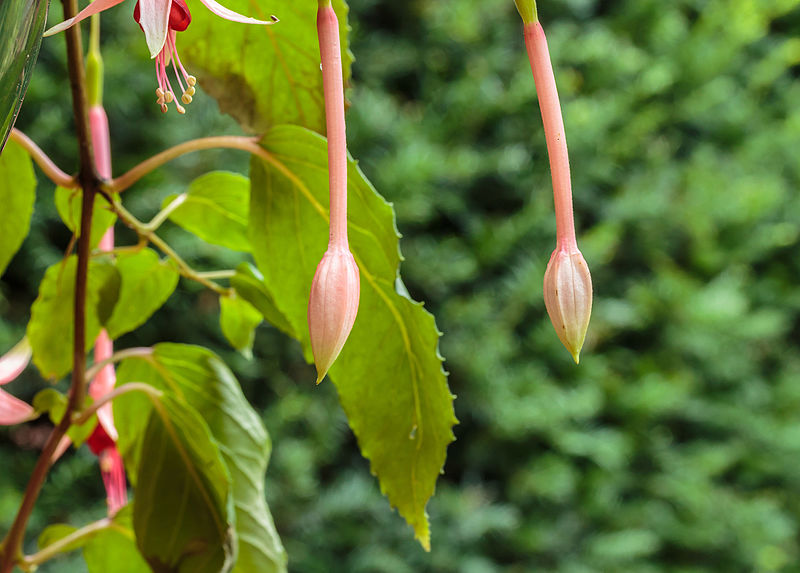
[0,339,34,426]
[524,21,593,362]
[308,2,361,383]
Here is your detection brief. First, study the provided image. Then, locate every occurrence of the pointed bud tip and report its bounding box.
[308,247,361,383]
[543,247,593,364]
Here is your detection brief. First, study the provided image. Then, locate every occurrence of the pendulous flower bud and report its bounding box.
[308,246,360,383]
[543,246,593,364]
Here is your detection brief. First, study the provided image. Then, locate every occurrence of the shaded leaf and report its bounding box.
[27,256,118,379]
[0,138,36,276]
[181,0,352,134]
[105,248,179,339]
[230,262,295,337]
[249,125,456,549]
[164,171,250,252]
[133,394,234,573]
[116,344,287,572]
[220,292,262,358]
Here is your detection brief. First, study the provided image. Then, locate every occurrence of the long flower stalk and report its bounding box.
[307,0,361,383]
[516,1,592,363]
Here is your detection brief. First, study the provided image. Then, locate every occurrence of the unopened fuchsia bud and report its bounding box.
[308,247,360,384]
[308,0,360,384]
[517,0,593,362]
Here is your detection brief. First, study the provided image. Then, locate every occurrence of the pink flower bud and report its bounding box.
[308,247,360,383]
[543,246,593,364]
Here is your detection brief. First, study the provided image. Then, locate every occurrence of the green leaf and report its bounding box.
[115,344,287,572]
[164,171,251,252]
[35,389,96,447]
[249,125,457,549]
[181,0,352,134]
[104,248,179,339]
[54,187,117,250]
[220,293,262,358]
[83,507,150,573]
[133,394,234,573]
[0,0,46,150]
[230,263,295,337]
[38,524,79,553]
[0,138,36,276]
[27,256,118,379]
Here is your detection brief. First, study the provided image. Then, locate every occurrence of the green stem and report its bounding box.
[84,347,153,384]
[21,518,112,569]
[111,199,231,295]
[73,382,163,427]
[144,193,186,231]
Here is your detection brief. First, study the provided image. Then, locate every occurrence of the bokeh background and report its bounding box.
[3,0,800,571]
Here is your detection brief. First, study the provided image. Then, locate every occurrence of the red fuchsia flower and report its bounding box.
[516,0,593,363]
[86,420,128,515]
[0,338,35,426]
[307,0,360,384]
[44,0,278,114]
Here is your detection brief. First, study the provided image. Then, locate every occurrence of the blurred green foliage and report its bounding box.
[2,0,800,571]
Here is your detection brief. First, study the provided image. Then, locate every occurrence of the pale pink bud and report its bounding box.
[308,247,360,384]
[543,246,593,364]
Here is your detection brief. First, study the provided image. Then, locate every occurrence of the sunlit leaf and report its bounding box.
[164,171,250,252]
[230,263,295,337]
[104,248,179,339]
[181,0,351,135]
[0,138,36,276]
[27,256,118,379]
[220,292,262,358]
[249,125,457,549]
[83,506,150,573]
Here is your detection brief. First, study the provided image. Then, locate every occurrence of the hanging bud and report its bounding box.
[308,247,360,384]
[543,246,592,364]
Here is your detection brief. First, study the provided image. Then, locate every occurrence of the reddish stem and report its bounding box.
[317,2,348,249]
[524,21,576,250]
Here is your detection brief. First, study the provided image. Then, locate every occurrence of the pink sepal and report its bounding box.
[197,0,276,25]
[43,0,128,37]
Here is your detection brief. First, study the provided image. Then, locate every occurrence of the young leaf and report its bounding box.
[220,292,262,357]
[115,344,287,573]
[230,263,295,337]
[164,171,250,252]
[104,248,179,339]
[133,394,234,573]
[181,0,352,135]
[54,187,117,250]
[249,125,457,550]
[27,256,118,379]
[0,138,36,276]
